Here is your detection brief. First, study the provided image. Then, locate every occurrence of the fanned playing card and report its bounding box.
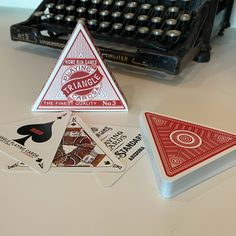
[3,116,126,173]
[0,112,71,173]
[91,125,147,186]
[140,111,236,198]
[32,23,128,111]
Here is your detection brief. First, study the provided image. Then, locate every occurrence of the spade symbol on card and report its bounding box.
[13,121,54,146]
[104,161,111,165]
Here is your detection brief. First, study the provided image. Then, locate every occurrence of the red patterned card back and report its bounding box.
[145,112,236,177]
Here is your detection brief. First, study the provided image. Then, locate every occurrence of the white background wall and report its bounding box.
[0,0,235,28]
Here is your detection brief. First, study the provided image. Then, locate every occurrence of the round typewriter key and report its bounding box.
[103,0,113,10]
[99,21,111,32]
[178,13,191,31]
[114,1,125,11]
[99,10,110,21]
[91,0,102,8]
[45,3,55,14]
[80,0,89,8]
[88,8,98,19]
[65,15,75,26]
[45,13,54,23]
[126,2,138,13]
[181,0,192,12]
[124,24,136,36]
[111,11,122,23]
[76,17,86,24]
[87,19,98,31]
[153,5,165,17]
[138,27,149,38]
[165,18,177,29]
[71,0,80,7]
[54,14,64,24]
[55,4,65,14]
[151,29,164,41]
[167,7,179,18]
[76,7,86,17]
[137,15,149,26]
[150,16,162,28]
[33,11,44,23]
[66,5,75,15]
[140,3,151,15]
[169,0,177,7]
[124,12,135,24]
[165,29,181,46]
[112,23,123,34]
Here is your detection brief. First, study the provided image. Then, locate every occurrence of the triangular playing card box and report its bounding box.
[140,111,236,198]
[32,23,128,111]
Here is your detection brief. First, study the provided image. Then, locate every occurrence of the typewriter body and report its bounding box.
[10,0,233,79]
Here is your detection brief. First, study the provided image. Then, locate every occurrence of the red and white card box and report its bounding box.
[32,23,128,112]
[140,111,236,198]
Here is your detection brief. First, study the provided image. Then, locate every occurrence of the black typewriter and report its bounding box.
[10,0,233,79]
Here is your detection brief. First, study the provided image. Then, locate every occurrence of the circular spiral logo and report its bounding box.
[170,130,202,148]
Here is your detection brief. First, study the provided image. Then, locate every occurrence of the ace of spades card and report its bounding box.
[3,115,126,173]
[0,112,71,173]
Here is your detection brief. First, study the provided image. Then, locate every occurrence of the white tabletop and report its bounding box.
[1,7,236,236]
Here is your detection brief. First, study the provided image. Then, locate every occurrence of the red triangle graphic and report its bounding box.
[144,112,236,177]
[32,23,128,111]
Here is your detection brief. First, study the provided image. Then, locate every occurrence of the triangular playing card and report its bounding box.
[140,111,236,198]
[32,23,128,111]
[0,112,71,173]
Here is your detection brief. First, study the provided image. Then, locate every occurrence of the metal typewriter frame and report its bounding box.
[10,0,226,78]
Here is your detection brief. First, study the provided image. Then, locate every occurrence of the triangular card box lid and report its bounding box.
[140,111,236,198]
[32,23,128,112]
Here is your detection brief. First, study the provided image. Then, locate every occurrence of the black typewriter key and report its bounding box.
[71,0,80,7]
[114,1,125,11]
[111,23,123,34]
[167,7,179,19]
[87,19,98,31]
[54,14,64,24]
[45,3,55,14]
[99,10,110,21]
[55,4,65,14]
[153,5,165,17]
[66,5,75,16]
[169,0,177,7]
[123,12,135,25]
[102,0,113,10]
[88,8,98,19]
[137,27,149,39]
[178,13,191,31]
[181,0,191,12]
[149,16,162,29]
[45,13,55,23]
[80,0,89,8]
[91,0,102,9]
[137,15,149,26]
[165,18,177,30]
[76,17,86,25]
[124,24,135,37]
[125,2,138,13]
[33,11,44,23]
[65,15,75,26]
[140,3,151,15]
[150,29,164,41]
[165,29,181,47]
[99,21,111,32]
[111,11,122,23]
[76,7,86,18]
